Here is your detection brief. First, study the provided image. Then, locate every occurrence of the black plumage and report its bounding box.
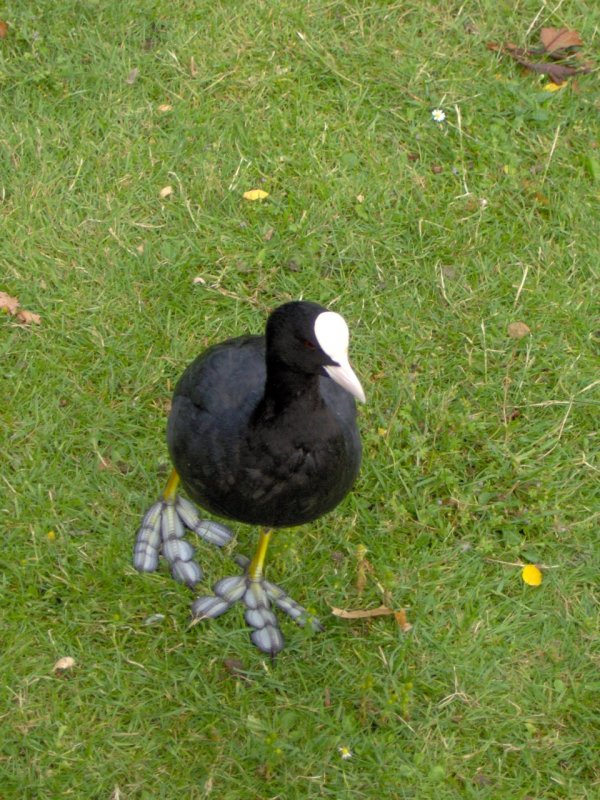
[167,302,361,528]
[134,300,365,654]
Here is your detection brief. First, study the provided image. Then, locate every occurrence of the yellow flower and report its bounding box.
[522,564,542,586]
[543,82,565,92]
[242,189,269,201]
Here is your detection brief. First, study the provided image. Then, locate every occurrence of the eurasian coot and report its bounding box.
[134,300,365,655]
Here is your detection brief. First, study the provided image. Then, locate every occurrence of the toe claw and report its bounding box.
[245,607,277,629]
[251,625,285,656]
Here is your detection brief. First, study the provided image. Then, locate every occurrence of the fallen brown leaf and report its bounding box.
[98,455,113,471]
[0,291,19,315]
[508,321,531,339]
[16,309,41,325]
[263,227,275,241]
[394,608,413,633]
[125,68,139,85]
[487,28,593,84]
[0,21,8,39]
[158,103,173,112]
[540,27,582,55]
[222,658,249,680]
[159,185,173,198]
[53,656,76,673]
[355,546,374,596]
[356,567,367,595]
[473,771,494,787]
[331,605,395,619]
[533,62,587,84]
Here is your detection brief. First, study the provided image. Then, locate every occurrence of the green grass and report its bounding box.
[2,0,599,797]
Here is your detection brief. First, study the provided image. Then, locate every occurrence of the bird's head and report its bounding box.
[266,301,366,403]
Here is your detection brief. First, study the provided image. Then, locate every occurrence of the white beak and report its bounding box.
[324,360,366,403]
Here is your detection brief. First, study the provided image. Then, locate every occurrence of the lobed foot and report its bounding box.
[191,555,323,656]
[133,496,233,588]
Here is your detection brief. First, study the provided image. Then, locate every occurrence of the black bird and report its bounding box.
[133,301,365,654]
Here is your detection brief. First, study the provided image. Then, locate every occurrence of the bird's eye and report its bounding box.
[303,339,316,350]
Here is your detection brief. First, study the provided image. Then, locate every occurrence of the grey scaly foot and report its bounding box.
[133,496,233,588]
[191,555,323,656]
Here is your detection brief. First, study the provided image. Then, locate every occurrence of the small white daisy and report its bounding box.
[431,108,446,123]
[338,746,353,760]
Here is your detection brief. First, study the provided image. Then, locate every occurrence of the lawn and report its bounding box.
[2,1,599,798]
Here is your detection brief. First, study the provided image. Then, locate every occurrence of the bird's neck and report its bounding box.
[261,359,322,416]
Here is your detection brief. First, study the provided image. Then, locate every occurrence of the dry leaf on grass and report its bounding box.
[528,61,588,84]
[331,604,395,619]
[54,656,76,673]
[158,103,173,112]
[540,27,582,55]
[222,658,249,681]
[0,291,20,315]
[355,544,374,596]
[487,26,593,84]
[508,321,530,339]
[159,185,173,198]
[16,309,41,325]
[394,608,413,632]
[125,68,139,85]
[0,20,8,39]
[98,454,115,471]
[487,42,588,84]
[2,293,41,325]
[243,189,269,201]
[332,604,413,633]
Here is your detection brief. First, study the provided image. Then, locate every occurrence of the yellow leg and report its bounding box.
[163,469,180,502]
[248,529,273,581]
